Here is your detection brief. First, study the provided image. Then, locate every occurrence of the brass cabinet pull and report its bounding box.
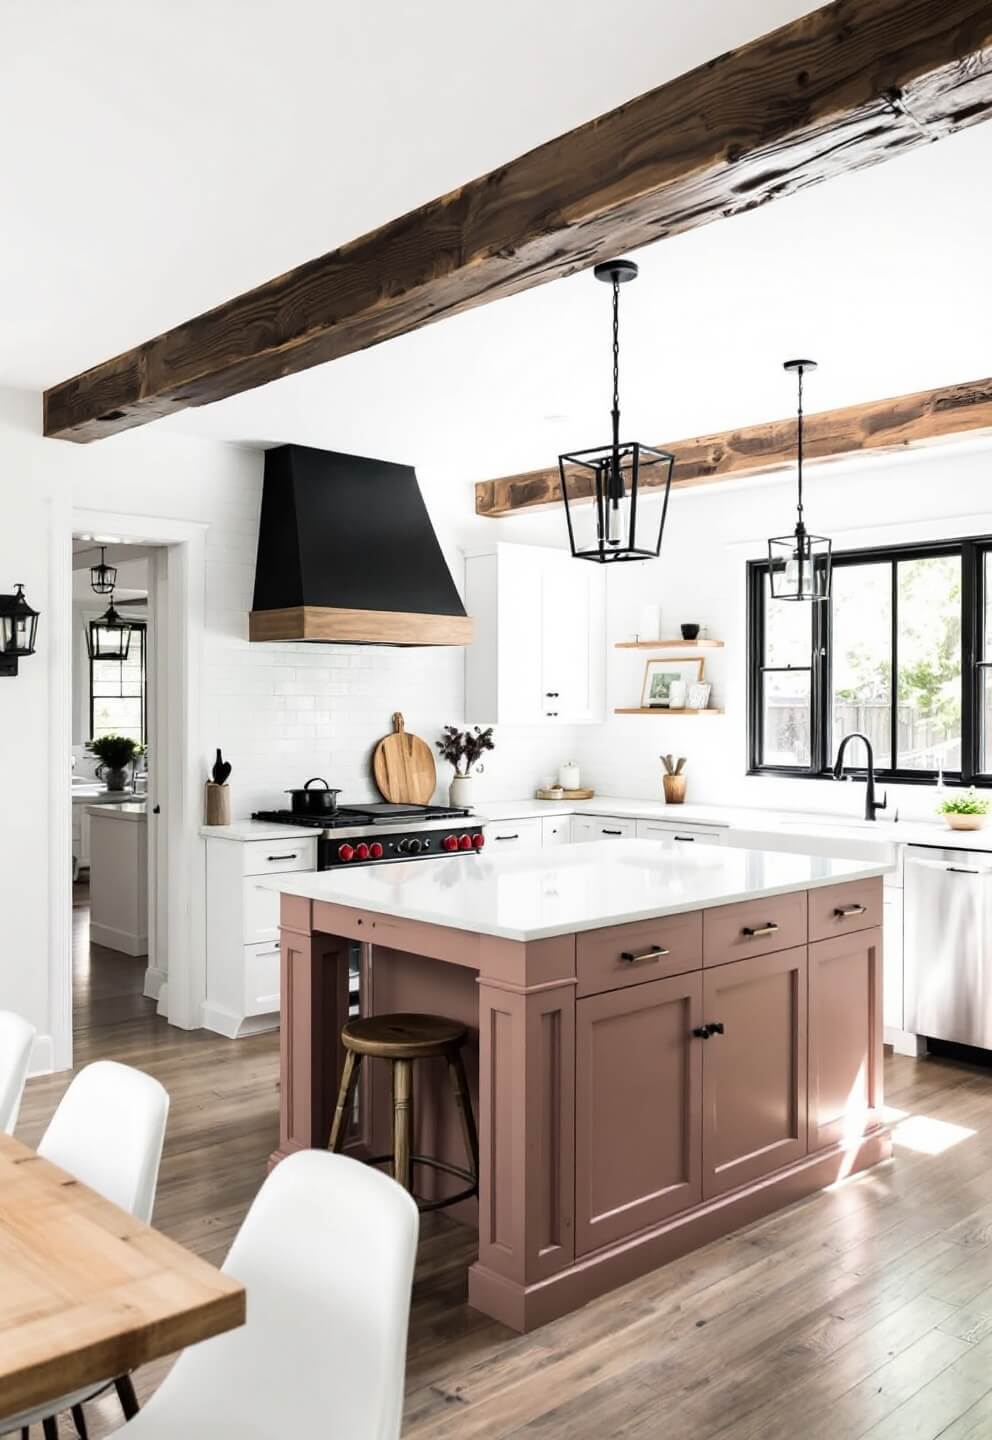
[834,903,867,917]
[620,945,671,964]
[742,922,779,938]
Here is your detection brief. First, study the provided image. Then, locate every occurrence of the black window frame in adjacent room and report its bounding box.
[89,618,148,747]
[747,535,992,787]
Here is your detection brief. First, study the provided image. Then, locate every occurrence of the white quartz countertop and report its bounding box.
[85,801,147,823]
[260,840,891,942]
[200,820,321,842]
[474,795,991,853]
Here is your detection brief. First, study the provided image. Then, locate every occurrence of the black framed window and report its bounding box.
[89,621,147,745]
[748,538,992,785]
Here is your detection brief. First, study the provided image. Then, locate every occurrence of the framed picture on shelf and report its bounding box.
[687,680,711,711]
[641,657,705,709]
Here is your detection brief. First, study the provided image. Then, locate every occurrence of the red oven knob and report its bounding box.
[354,842,370,861]
[337,843,355,863]
[442,835,459,852]
[472,833,485,849]
[369,842,384,860]
[458,834,473,851]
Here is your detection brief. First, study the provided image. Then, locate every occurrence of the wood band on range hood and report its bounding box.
[249,606,472,646]
[249,444,472,647]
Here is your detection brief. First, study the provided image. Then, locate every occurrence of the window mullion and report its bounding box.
[889,560,898,773]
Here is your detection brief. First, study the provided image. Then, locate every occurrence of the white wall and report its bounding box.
[568,441,992,818]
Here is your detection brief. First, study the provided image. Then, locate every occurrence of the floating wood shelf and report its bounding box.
[615,639,724,650]
[614,707,726,716]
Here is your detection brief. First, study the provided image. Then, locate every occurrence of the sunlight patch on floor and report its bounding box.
[890,1113,977,1155]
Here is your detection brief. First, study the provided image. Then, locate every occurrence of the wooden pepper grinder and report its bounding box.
[661,754,687,804]
[205,748,233,826]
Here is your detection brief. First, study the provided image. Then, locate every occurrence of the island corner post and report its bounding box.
[271,877,890,1334]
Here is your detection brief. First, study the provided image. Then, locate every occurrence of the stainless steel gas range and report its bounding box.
[251,801,485,869]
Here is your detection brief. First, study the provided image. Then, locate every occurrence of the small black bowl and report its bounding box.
[680,623,701,641]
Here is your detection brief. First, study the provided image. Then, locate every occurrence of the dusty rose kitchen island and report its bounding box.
[265,840,892,1332]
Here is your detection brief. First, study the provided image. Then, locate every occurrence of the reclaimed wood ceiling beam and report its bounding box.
[45,0,992,442]
[474,377,992,515]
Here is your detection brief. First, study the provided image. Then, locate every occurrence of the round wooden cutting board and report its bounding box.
[372,712,437,804]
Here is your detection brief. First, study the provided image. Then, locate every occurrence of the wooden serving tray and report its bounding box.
[535,787,596,800]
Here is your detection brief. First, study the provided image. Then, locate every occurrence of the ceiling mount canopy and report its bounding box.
[558,259,674,563]
[768,359,832,602]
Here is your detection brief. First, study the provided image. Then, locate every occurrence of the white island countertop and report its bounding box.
[260,840,892,942]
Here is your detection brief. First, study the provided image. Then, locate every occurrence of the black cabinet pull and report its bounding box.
[674,835,696,842]
[692,1022,725,1039]
[602,828,623,836]
[495,833,519,841]
[266,853,298,862]
[545,691,560,698]
[621,945,670,964]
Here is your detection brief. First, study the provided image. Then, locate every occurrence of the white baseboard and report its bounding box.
[885,1026,927,1057]
[143,965,167,1001]
[90,921,148,957]
[201,1002,280,1040]
[28,1033,55,1077]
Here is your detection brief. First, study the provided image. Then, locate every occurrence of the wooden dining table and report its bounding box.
[0,1132,245,1422]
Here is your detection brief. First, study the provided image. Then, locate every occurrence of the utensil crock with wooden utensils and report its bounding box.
[285,778,342,815]
[373,713,437,804]
[662,754,687,804]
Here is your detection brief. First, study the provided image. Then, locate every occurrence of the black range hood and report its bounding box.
[249,444,472,646]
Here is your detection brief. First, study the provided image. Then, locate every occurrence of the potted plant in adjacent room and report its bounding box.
[86,733,143,793]
[436,725,494,808]
[938,787,991,832]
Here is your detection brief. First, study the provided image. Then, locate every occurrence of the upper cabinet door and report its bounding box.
[575,971,703,1255]
[540,550,605,724]
[808,928,883,1153]
[464,544,605,724]
[702,946,808,1200]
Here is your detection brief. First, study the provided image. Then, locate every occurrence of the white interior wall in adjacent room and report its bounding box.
[568,440,992,817]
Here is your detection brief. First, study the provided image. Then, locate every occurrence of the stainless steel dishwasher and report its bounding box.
[904,845,992,1048]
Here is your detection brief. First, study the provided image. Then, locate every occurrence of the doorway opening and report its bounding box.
[71,541,159,1043]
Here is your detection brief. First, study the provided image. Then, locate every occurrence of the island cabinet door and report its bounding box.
[575,972,703,1256]
[808,928,883,1153]
[702,947,808,1200]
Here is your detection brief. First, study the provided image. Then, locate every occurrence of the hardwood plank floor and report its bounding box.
[16,894,992,1437]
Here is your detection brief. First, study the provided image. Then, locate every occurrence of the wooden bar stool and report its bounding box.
[328,1013,479,1211]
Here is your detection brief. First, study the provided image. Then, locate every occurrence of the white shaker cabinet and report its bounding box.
[204,831,318,1038]
[541,815,572,846]
[571,815,636,843]
[464,543,605,724]
[483,818,543,850]
[634,819,726,847]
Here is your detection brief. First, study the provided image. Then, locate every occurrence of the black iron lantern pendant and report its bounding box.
[768,359,832,602]
[89,545,117,596]
[0,583,40,677]
[86,593,133,662]
[558,259,674,563]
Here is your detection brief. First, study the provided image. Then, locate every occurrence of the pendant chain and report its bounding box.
[612,278,620,423]
[796,364,805,525]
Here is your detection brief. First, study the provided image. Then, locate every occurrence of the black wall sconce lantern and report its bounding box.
[0,584,40,677]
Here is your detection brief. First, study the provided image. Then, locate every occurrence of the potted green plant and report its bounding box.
[86,734,143,793]
[938,787,991,832]
[436,725,494,808]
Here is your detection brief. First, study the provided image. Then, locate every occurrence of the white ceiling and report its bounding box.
[3,0,990,487]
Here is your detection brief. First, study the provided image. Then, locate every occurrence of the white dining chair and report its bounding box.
[0,1010,35,1135]
[117,1149,419,1440]
[1,1061,170,1440]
